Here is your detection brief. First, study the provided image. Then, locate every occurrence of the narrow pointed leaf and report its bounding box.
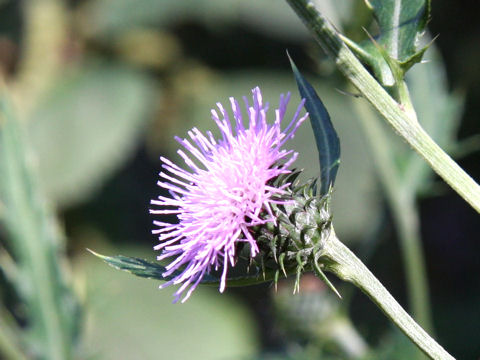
[289,55,340,195]
[89,250,286,287]
[88,249,175,280]
[0,90,79,359]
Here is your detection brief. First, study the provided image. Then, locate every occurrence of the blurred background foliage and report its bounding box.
[0,0,479,359]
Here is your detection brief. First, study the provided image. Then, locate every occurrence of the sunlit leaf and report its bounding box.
[365,0,430,61]
[346,0,431,85]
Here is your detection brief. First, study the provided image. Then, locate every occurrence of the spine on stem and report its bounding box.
[285,0,480,214]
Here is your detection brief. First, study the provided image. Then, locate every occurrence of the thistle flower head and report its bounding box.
[150,87,308,302]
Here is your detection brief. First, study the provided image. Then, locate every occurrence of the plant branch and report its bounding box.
[322,230,455,360]
[286,0,480,214]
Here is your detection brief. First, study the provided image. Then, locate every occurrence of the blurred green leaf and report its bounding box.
[29,63,155,207]
[347,0,430,85]
[370,329,420,359]
[83,0,307,41]
[311,0,357,32]
[289,55,341,195]
[79,246,258,360]
[0,90,80,359]
[397,45,463,193]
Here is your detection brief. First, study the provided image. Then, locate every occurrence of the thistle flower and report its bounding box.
[150,87,308,302]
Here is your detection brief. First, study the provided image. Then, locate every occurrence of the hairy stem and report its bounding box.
[322,230,454,360]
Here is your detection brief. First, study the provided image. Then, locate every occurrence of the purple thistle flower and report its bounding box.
[150,87,308,303]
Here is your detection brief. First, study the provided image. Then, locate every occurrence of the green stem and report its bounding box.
[326,317,369,359]
[322,230,455,360]
[286,0,480,214]
[352,97,433,332]
[394,196,433,333]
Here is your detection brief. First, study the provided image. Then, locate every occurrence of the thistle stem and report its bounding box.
[286,0,480,214]
[322,230,455,360]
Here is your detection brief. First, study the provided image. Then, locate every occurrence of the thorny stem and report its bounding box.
[286,0,480,214]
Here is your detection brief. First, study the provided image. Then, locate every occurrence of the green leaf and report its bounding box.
[84,0,306,41]
[348,0,431,85]
[87,250,171,280]
[0,89,79,359]
[369,329,421,359]
[289,55,341,195]
[90,250,281,287]
[366,0,430,61]
[29,63,155,208]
